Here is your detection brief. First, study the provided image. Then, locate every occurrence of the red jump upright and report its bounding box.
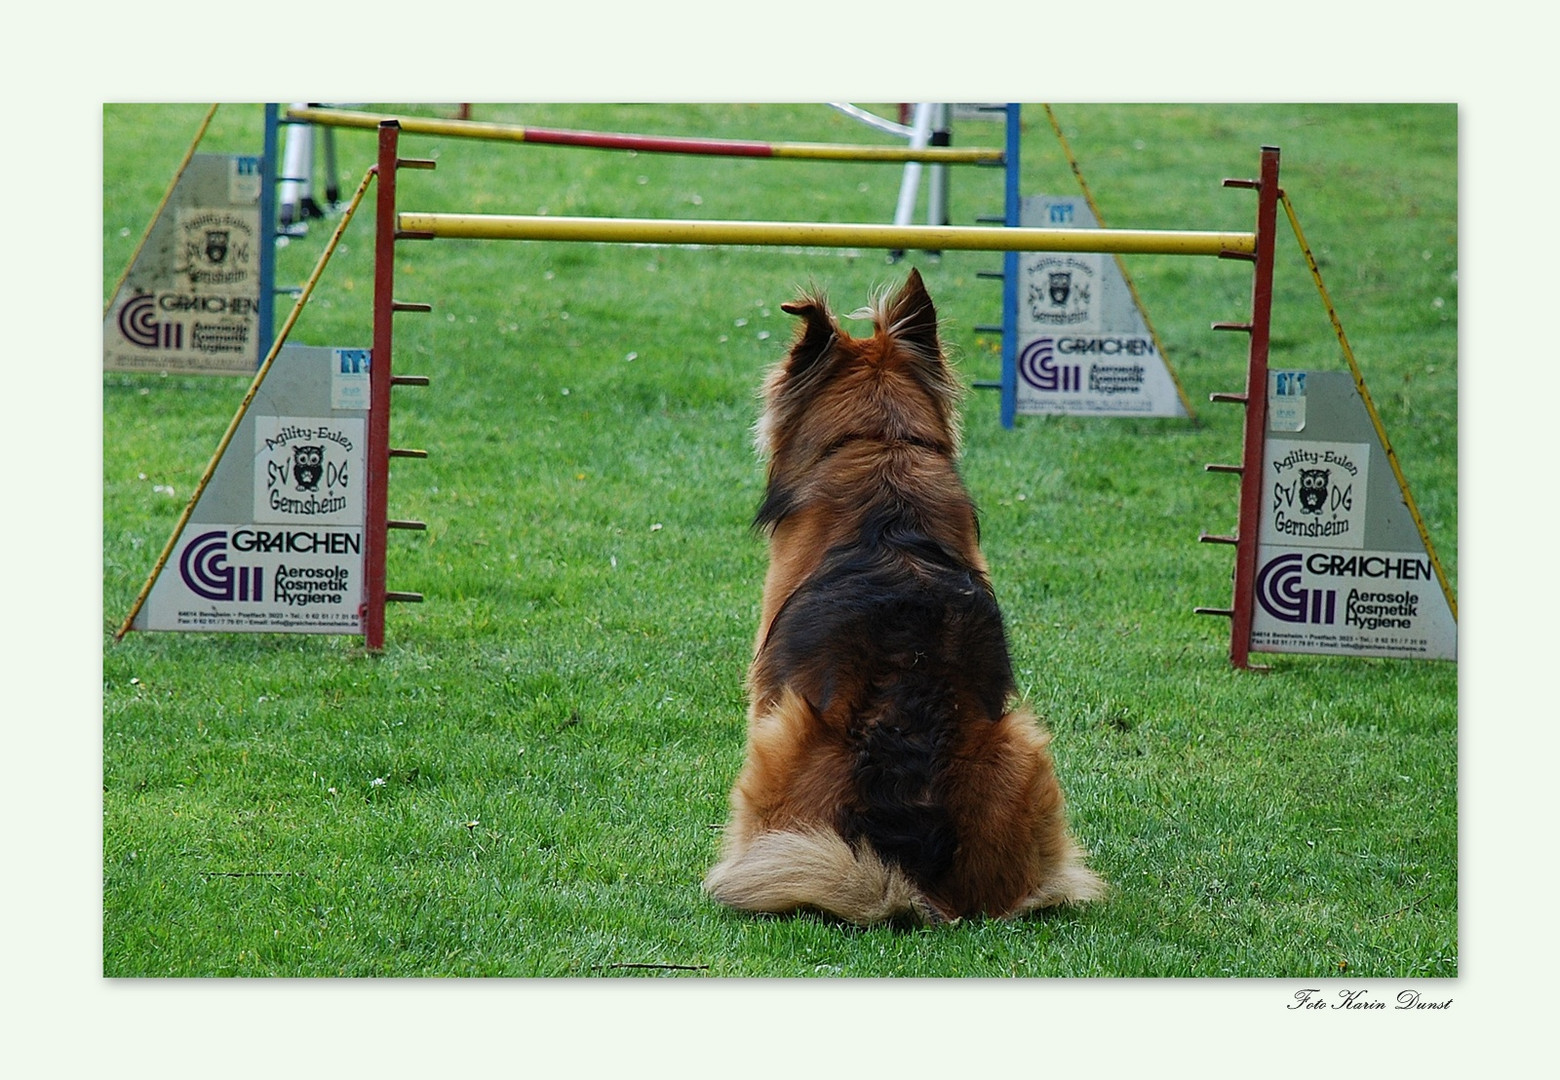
[1196,146,1283,670]
[363,119,432,651]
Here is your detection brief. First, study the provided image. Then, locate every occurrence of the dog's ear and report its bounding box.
[883,268,940,358]
[780,294,838,374]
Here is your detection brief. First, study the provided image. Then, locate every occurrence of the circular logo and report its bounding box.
[1018,337,1057,390]
[1255,553,1307,622]
[179,530,233,601]
[118,294,160,349]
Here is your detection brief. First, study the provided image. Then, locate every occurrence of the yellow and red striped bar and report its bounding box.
[395,211,1257,257]
[286,106,1005,164]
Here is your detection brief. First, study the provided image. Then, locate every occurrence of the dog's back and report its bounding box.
[705,270,1104,924]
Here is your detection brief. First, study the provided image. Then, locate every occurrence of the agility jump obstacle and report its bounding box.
[292,103,1188,426]
[116,108,1454,670]
[363,119,1276,661]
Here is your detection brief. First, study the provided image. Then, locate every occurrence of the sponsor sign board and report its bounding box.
[1249,370,1456,661]
[1012,195,1189,418]
[105,154,264,376]
[131,346,371,634]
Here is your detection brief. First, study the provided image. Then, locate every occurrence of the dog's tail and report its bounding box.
[703,829,949,925]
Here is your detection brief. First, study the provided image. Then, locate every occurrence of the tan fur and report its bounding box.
[705,270,1104,925]
[703,829,934,926]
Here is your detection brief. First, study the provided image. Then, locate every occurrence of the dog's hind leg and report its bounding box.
[1013,835,1108,911]
[941,707,1107,916]
[706,689,955,925]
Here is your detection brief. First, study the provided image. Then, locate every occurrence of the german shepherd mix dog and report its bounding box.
[704,270,1105,925]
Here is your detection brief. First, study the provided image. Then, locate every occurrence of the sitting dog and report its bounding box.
[704,269,1104,924]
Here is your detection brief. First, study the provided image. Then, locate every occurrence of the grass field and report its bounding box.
[101,103,1457,979]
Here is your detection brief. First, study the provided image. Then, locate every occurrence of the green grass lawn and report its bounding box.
[101,103,1456,978]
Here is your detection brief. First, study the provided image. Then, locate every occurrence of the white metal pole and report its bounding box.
[926,104,950,227]
[279,102,313,229]
[891,104,935,259]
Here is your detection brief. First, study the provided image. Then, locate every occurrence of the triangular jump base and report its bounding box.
[1010,194,1192,419]
[1246,369,1456,661]
[124,345,371,635]
[1195,168,1457,667]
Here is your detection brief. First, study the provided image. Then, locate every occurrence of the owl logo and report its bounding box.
[292,445,324,492]
[1298,468,1329,514]
[1047,271,1072,305]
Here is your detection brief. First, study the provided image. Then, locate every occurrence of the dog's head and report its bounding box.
[754,268,961,471]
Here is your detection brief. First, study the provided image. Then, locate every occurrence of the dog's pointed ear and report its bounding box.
[780,294,838,373]
[884,268,940,357]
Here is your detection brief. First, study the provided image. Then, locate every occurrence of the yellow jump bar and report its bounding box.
[395,212,1257,257]
[286,106,1005,165]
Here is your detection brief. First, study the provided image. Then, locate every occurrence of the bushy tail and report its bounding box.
[703,829,948,925]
